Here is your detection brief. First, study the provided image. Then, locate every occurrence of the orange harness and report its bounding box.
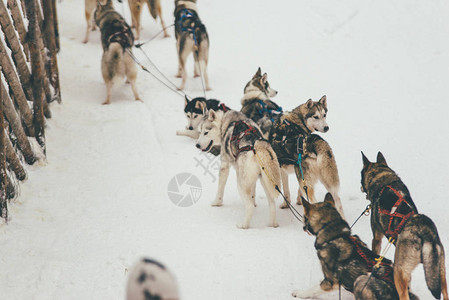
[378,185,417,240]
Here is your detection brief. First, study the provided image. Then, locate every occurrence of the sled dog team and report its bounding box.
[85,0,209,104]
[83,1,447,299]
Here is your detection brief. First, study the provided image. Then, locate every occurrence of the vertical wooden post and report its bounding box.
[42,0,61,103]
[24,0,46,154]
[0,66,8,220]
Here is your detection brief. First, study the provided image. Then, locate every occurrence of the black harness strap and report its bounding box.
[230,121,261,159]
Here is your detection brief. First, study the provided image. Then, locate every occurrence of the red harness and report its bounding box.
[230,121,261,158]
[220,103,230,112]
[348,236,394,285]
[378,185,416,240]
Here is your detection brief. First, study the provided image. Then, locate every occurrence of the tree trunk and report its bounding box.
[24,0,46,154]
[1,81,36,165]
[0,69,8,220]
[0,38,35,137]
[7,0,29,61]
[4,129,26,181]
[42,0,61,103]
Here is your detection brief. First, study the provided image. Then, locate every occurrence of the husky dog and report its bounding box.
[361,152,448,300]
[266,96,344,219]
[174,0,211,91]
[240,68,281,137]
[95,0,141,105]
[196,109,280,229]
[126,258,180,300]
[176,96,230,140]
[127,0,170,40]
[292,193,418,300]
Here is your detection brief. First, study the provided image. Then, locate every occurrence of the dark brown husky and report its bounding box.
[293,193,417,299]
[361,152,448,300]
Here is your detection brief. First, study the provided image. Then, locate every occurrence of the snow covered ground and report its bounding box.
[1,0,449,299]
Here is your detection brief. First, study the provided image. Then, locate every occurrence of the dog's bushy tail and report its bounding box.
[254,140,281,199]
[147,0,159,19]
[102,42,124,83]
[420,215,447,299]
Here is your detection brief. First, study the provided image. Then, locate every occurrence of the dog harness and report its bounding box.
[378,185,417,240]
[177,8,200,45]
[256,100,282,122]
[348,236,394,285]
[220,103,230,112]
[230,121,262,159]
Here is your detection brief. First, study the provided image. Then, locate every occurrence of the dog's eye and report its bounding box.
[323,114,327,118]
[204,131,208,135]
[194,115,198,119]
[314,116,319,119]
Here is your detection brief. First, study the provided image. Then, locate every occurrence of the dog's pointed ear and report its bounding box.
[106,0,113,6]
[319,95,327,109]
[184,95,190,107]
[197,101,206,113]
[361,151,370,167]
[302,197,310,214]
[261,73,268,83]
[208,109,216,121]
[306,99,314,109]
[324,193,335,207]
[376,152,388,166]
[253,67,262,79]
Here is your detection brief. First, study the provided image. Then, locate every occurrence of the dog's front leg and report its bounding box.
[279,168,290,209]
[211,160,230,206]
[292,279,337,298]
[176,129,199,139]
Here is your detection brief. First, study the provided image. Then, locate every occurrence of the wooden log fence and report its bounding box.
[0,0,61,220]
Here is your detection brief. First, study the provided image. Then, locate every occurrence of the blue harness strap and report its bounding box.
[257,100,282,122]
[178,8,199,45]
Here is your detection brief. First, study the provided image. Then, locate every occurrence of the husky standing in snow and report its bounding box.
[196,108,281,229]
[361,152,448,300]
[126,258,180,300]
[239,69,344,218]
[174,0,211,91]
[127,0,170,40]
[176,96,230,141]
[95,0,141,105]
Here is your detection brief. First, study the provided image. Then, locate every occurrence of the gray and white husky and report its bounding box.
[95,0,141,105]
[196,109,281,229]
[174,0,211,91]
[239,70,344,218]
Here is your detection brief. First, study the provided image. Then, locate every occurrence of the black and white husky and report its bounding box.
[176,96,229,140]
[174,0,210,91]
[195,108,281,229]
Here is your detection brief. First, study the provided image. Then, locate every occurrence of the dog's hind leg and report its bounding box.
[103,81,113,105]
[129,0,143,39]
[260,176,278,228]
[155,0,170,37]
[177,39,193,90]
[211,160,230,206]
[394,238,421,300]
[279,168,291,209]
[124,52,142,101]
[236,161,260,229]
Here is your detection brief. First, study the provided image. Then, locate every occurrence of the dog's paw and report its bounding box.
[292,290,309,298]
[163,33,170,38]
[102,100,111,105]
[211,200,223,207]
[206,86,212,91]
[270,222,279,228]
[236,223,249,229]
[280,201,290,209]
